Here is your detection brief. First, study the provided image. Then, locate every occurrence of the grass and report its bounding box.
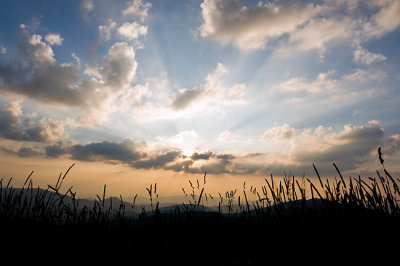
[1,147,399,264]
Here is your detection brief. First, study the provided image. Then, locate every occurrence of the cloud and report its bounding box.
[165,152,234,174]
[7,121,388,176]
[44,140,73,158]
[0,46,6,54]
[171,63,246,111]
[218,130,232,141]
[117,83,152,111]
[69,139,145,163]
[80,0,94,21]
[386,134,400,155]
[43,139,186,171]
[99,20,116,40]
[0,32,80,105]
[199,0,400,54]
[363,0,400,38]
[132,150,181,169]
[290,121,384,170]
[261,124,296,141]
[71,53,81,69]
[275,17,352,56]
[42,135,235,174]
[191,151,214,160]
[44,33,63,46]
[0,101,65,143]
[0,28,138,124]
[343,69,387,82]
[118,22,148,40]
[81,0,94,12]
[273,71,338,93]
[171,87,203,110]
[1,146,44,158]
[151,130,200,153]
[199,0,317,50]
[24,34,56,64]
[353,46,387,65]
[122,0,152,21]
[99,42,137,91]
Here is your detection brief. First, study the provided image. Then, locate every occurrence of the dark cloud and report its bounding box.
[198,160,232,174]
[132,150,181,169]
[0,102,64,142]
[294,123,384,170]
[164,160,193,172]
[243,153,263,159]
[171,87,203,110]
[44,141,71,158]
[191,151,214,160]
[0,102,21,140]
[70,139,144,163]
[0,32,82,106]
[216,153,235,161]
[1,146,43,158]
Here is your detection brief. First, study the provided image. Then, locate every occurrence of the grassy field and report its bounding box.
[1,148,399,264]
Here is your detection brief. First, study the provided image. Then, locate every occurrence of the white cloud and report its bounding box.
[100,42,137,91]
[84,65,102,79]
[274,71,338,93]
[363,0,400,38]
[122,0,152,21]
[0,46,6,54]
[150,130,200,153]
[44,33,63,46]
[261,124,296,141]
[80,0,94,20]
[353,46,386,65]
[343,69,387,82]
[99,20,116,40]
[217,130,243,143]
[118,83,152,111]
[171,63,247,111]
[199,0,400,55]
[218,130,232,141]
[71,53,81,69]
[77,42,138,124]
[118,22,148,40]
[386,134,400,155]
[199,0,317,50]
[81,0,94,12]
[275,17,352,56]
[255,122,384,172]
[26,34,56,65]
[0,29,138,125]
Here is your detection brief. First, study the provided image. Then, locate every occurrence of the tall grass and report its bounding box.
[1,148,399,228]
[1,147,399,263]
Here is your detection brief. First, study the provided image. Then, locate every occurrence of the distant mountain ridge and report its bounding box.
[1,187,327,218]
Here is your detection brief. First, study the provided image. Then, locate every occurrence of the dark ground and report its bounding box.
[1,208,398,265]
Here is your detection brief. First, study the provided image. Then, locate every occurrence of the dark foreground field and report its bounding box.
[1,149,399,265]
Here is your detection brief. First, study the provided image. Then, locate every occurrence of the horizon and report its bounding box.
[1,0,400,199]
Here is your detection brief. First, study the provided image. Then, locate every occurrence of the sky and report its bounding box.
[1,0,400,199]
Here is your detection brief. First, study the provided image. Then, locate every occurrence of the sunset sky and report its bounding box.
[1,0,399,199]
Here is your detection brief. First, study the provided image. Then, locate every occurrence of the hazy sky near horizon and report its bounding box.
[1,0,400,196]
